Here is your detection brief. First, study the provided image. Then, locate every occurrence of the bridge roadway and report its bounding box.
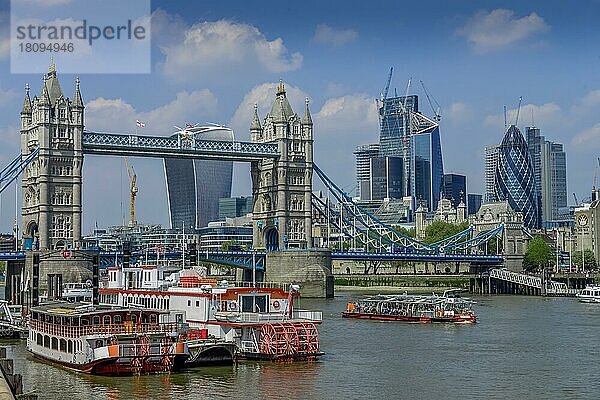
[0,250,503,269]
[81,131,280,161]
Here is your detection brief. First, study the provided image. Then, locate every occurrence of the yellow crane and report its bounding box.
[124,157,138,226]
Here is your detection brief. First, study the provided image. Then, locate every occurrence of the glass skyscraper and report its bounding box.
[494,125,539,228]
[164,125,234,230]
[443,173,467,208]
[413,124,444,210]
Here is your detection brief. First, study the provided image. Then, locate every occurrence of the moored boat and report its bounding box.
[342,289,477,323]
[576,285,600,303]
[27,302,188,375]
[99,264,323,361]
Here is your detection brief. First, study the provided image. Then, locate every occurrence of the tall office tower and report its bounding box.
[164,125,234,230]
[354,143,380,200]
[495,125,539,228]
[467,193,483,215]
[369,156,404,200]
[378,93,443,210]
[526,126,567,225]
[443,173,467,208]
[484,144,500,203]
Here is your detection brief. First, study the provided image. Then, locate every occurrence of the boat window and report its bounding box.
[150,314,157,323]
[103,315,111,325]
[60,339,67,352]
[241,295,268,313]
[44,335,50,348]
[114,315,122,324]
[68,340,73,353]
[93,316,100,325]
[188,300,191,307]
[95,339,103,348]
[51,337,58,350]
[36,333,43,346]
[130,314,137,324]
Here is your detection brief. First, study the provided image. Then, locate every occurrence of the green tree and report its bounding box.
[392,226,416,238]
[424,221,468,244]
[524,236,554,271]
[572,249,597,270]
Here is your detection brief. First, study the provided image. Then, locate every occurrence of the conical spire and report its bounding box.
[73,76,84,108]
[250,103,261,130]
[302,97,313,125]
[39,75,51,106]
[21,83,32,115]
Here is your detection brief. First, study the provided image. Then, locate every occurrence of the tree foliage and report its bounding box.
[423,221,469,244]
[572,249,597,269]
[524,236,554,270]
[392,226,416,238]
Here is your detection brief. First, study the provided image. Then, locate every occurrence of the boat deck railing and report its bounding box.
[214,309,322,324]
[29,320,179,338]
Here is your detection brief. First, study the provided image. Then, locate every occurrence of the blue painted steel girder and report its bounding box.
[82,131,280,161]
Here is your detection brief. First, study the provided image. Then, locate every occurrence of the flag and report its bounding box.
[136,119,146,128]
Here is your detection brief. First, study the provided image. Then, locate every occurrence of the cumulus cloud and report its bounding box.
[572,123,600,146]
[484,102,561,128]
[457,9,549,52]
[313,24,358,46]
[157,16,302,80]
[443,102,468,122]
[86,90,218,134]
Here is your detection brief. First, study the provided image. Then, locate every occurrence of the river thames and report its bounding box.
[4,292,600,399]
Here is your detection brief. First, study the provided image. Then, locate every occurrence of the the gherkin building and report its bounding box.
[494,125,539,228]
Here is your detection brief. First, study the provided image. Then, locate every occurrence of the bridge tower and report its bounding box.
[20,62,84,250]
[251,82,314,250]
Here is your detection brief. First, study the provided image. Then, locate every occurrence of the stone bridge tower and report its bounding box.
[250,82,314,250]
[20,62,83,250]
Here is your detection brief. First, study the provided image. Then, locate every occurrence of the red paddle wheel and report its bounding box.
[160,338,174,372]
[259,322,320,358]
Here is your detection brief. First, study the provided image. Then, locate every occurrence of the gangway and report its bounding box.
[489,269,574,296]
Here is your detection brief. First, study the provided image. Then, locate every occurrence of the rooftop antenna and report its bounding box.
[514,96,522,126]
[531,108,535,127]
[503,106,507,130]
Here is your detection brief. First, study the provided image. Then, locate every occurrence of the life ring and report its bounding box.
[228,301,237,311]
[272,300,280,309]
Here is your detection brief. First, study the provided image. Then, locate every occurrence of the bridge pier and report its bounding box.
[264,249,333,298]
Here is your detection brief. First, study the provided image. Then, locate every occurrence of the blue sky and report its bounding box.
[0,0,599,233]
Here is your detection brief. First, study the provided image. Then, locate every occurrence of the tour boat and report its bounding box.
[98,264,323,361]
[27,302,189,375]
[576,285,600,303]
[342,289,477,323]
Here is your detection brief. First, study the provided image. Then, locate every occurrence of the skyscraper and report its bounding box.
[443,173,467,208]
[484,144,499,203]
[369,156,403,200]
[525,126,567,225]
[354,143,380,200]
[495,125,539,228]
[467,193,483,215]
[377,94,444,210]
[164,125,234,230]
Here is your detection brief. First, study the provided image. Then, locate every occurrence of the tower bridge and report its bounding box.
[3,63,510,301]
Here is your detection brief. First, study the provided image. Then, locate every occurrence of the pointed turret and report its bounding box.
[251,103,261,131]
[73,76,84,108]
[302,97,313,125]
[45,58,64,104]
[21,84,32,115]
[39,75,51,106]
[270,80,294,123]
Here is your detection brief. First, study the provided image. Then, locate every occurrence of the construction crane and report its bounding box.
[419,80,441,122]
[593,157,600,190]
[376,67,394,110]
[124,157,138,226]
[573,192,579,206]
[514,96,523,126]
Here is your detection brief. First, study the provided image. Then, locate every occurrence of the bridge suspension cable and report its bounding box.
[0,148,40,194]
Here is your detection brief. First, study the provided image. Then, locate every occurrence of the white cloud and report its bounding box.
[443,102,468,122]
[158,18,302,80]
[573,123,600,146]
[576,89,600,109]
[86,90,218,134]
[484,102,561,128]
[315,94,378,134]
[457,9,549,52]
[313,24,358,46]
